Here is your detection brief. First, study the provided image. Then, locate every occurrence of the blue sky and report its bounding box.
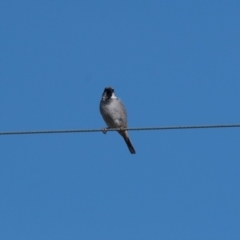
[0,1,240,239]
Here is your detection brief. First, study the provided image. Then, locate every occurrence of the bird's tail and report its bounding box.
[119,130,136,154]
[124,137,136,154]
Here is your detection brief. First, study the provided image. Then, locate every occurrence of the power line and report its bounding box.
[0,124,240,136]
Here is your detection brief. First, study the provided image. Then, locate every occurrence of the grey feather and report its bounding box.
[100,87,136,154]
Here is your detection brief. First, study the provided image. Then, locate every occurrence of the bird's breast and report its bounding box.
[100,99,127,128]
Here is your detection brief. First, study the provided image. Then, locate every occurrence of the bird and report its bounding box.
[99,87,136,154]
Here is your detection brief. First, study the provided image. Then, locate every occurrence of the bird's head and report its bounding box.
[102,87,116,100]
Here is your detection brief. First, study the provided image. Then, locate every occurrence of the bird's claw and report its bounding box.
[102,128,107,134]
[119,127,125,133]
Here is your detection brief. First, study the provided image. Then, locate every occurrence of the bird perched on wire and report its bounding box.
[99,87,136,154]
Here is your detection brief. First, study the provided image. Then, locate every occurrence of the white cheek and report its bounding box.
[111,93,117,99]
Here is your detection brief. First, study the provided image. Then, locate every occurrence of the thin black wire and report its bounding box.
[0,124,240,136]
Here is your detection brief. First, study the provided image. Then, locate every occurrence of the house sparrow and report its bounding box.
[99,87,136,154]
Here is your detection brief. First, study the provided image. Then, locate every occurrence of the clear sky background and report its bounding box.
[0,1,240,239]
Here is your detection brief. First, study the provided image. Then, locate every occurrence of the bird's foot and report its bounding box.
[119,127,125,133]
[102,128,108,134]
